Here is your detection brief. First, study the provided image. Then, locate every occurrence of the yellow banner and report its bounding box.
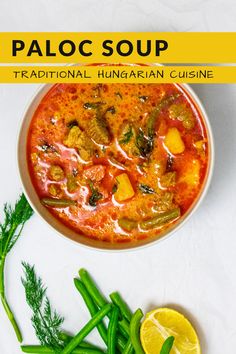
[0,65,235,83]
[0,32,235,63]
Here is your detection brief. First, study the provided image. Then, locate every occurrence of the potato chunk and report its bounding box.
[114,173,135,202]
[48,165,64,181]
[180,158,200,186]
[164,128,185,154]
[64,126,94,161]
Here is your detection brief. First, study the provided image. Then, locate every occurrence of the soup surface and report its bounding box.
[27,83,209,244]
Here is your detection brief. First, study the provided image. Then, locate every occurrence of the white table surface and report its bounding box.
[0,1,235,353]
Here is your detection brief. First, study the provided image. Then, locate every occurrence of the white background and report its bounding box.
[0,1,236,353]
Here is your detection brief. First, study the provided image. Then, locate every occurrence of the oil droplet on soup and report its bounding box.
[27,83,209,244]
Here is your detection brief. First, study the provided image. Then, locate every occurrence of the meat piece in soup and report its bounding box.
[27,83,209,244]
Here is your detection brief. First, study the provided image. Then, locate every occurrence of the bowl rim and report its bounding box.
[17,77,215,253]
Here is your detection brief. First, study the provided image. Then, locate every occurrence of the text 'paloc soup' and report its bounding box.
[27,83,209,245]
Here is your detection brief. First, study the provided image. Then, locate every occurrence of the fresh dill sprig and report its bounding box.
[21,262,64,351]
[0,193,33,255]
[0,193,33,342]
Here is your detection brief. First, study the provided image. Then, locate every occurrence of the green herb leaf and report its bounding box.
[112,184,118,194]
[83,102,104,109]
[40,142,57,153]
[21,262,46,311]
[88,181,103,207]
[21,263,64,351]
[0,194,33,342]
[139,184,155,194]
[166,154,174,172]
[160,336,175,354]
[0,194,33,254]
[89,192,103,207]
[119,125,133,145]
[139,95,149,103]
[135,129,153,157]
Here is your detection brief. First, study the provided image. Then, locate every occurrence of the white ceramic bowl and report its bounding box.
[17,82,214,251]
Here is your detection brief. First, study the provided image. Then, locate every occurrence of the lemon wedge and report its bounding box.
[140,308,201,354]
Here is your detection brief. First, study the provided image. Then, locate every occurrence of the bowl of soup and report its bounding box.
[18,75,214,250]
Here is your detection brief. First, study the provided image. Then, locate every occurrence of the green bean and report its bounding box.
[110,292,132,322]
[139,208,180,230]
[79,269,108,308]
[21,347,52,353]
[61,304,112,354]
[59,333,100,350]
[60,334,105,350]
[118,318,130,339]
[59,332,72,344]
[74,349,105,354]
[160,336,175,354]
[107,306,119,354]
[117,335,127,352]
[41,198,76,208]
[84,102,104,110]
[74,278,108,344]
[147,93,181,138]
[79,342,102,350]
[130,309,145,354]
[21,346,104,353]
[122,339,134,354]
[78,269,128,351]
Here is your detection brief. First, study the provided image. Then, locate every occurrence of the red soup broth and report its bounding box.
[27,83,209,244]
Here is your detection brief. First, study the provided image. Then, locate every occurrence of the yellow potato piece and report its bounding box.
[180,158,200,187]
[164,127,185,154]
[141,308,201,354]
[114,173,135,202]
[194,139,206,152]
